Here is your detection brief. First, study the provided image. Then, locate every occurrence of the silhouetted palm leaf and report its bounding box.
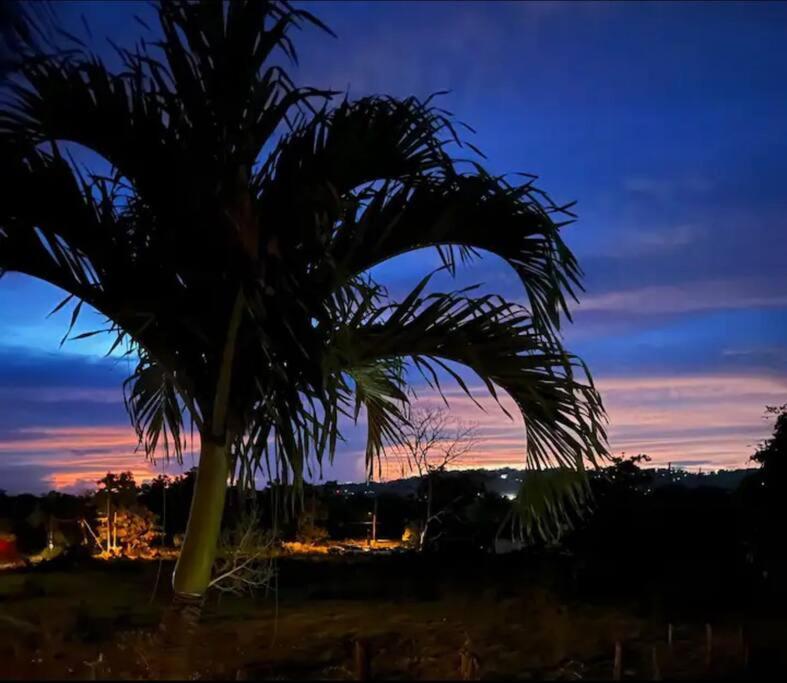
[348,358,408,478]
[511,467,590,542]
[256,95,581,339]
[330,274,606,475]
[123,348,189,463]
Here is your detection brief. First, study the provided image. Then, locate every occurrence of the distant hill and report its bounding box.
[320,466,758,498]
[648,467,757,490]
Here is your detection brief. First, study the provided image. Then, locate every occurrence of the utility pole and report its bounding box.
[372,497,378,543]
[106,496,111,554]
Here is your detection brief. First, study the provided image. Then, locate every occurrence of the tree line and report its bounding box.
[1,405,784,607]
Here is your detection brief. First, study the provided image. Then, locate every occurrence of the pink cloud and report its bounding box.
[0,426,139,453]
[0,425,193,493]
[577,279,787,315]
[378,373,784,475]
[0,373,781,490]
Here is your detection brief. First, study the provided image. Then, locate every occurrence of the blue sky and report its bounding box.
[1,1,786,493]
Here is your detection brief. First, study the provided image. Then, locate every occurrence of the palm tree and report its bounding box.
[1,0,606,666]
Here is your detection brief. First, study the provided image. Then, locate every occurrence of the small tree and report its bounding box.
[295,492,330,545]
[92,472,139,554]
[399,406,478,551]
[97,506,161,559]
[739,404,787,586]
[92,471,162,557]
[750,404,787,484]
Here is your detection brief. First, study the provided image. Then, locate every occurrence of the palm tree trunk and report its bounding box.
[157,436,230,678]
[156,291,243,678]
[173,438,230,595]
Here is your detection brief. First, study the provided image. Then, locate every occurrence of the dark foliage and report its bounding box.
[737,405,787,594]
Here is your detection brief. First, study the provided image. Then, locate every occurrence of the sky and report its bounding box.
[1,1,786,494]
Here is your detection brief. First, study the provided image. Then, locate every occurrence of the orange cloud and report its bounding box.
[0,425,195,493]
[0,426,139,453]
[46,460,184,493]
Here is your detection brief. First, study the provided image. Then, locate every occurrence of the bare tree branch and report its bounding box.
[400,406,479,476]
[209,503,275,596]
[398,406,479,550]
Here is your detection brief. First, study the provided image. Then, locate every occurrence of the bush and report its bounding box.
[295,512,329,545]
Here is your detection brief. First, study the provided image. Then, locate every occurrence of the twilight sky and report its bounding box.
[1,1,786,494]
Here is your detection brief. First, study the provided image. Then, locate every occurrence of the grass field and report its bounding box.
[0,552,783,680]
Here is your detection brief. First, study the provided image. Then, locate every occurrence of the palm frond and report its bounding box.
[232,279,404,490]
[154,0,334,167]
[252,95,458,265]
[347,358,408,479]
[255,93,459,196]
[325,172,580,339]
[331,276,608,474]
[232,377,335,491]
[0,136,208,400]
[0,137,110,302]
[1,0,331,266]
[510,467,591,542]
[0,0,58,75]
[253,93,579,338]
[123,348,192,464]
[1,44,187,224]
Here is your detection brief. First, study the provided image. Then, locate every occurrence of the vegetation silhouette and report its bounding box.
[1,441,785,615]
[0,0,608,671]
[737,405,787,596]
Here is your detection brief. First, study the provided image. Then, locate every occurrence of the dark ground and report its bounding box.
[1,551,786,680]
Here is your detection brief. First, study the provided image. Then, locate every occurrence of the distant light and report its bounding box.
[500,474,508,480]
[504,493,516,500]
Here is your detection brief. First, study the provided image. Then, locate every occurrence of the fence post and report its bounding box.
[613,641,622,681]
[740,624,750,671]
[705,623,713,670]
[354,638,370,681]
[460,635,480,681]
